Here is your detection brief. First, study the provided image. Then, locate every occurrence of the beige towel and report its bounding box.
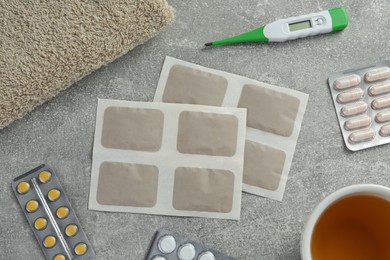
[0,0,174,129]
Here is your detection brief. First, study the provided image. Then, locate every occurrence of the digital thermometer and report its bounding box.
[205,7,348,46]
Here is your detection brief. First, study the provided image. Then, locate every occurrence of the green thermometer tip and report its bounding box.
[204,26,268,47]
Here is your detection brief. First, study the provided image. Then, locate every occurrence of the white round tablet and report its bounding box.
[152,256,166,260]
[158,235,176,254]
[198,251,215,260]
[178,243,196,260]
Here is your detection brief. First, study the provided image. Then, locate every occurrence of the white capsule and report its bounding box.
[198,251,216,260]
[340,101,368,117]
[158,235,176,254]
[379,124,390,137]
[348,128,375,144]
[333,74,361,90]
[372,96,390,110]
[344,115,371,130]
[152,257,167,260]
[178,243,196,260]
[375,110,390,123]
[365,67,390,82]
[337,88,364,104]
[368,80,390,96]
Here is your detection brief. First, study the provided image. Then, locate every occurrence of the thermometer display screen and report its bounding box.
[289,20,312,32]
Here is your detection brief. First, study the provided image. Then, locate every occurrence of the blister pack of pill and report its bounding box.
[12,164,94,260]
[145,229,237,260]
[154,56,308,201]
[328,60,390,151]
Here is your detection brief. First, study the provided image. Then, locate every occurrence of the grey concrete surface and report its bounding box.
[1,0,390,259]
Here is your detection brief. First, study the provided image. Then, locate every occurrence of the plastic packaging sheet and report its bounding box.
[145,229,237,260]
[328,60,390,151]
[12,165,95,260]
[89,99,247,220]
[154,56,309,201]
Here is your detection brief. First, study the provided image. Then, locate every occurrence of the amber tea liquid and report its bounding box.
[311,195,390,260]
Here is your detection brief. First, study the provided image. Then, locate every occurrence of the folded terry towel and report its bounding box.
[0,0,174,129]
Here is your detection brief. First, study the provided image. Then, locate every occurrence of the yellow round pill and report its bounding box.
[56,206,69,219]
[34,217,47,230]
[43,235,56,248]
[53,254,66,260]
[38,171,52,183]
[65,224,78,237]
[17,181,30,194]
[26,200,39,213]
[74,243,87,256]
[47,189,61,202]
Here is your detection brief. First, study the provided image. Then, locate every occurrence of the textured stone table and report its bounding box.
[1,1,389,259]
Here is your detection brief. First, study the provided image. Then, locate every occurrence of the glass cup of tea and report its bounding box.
[301,184,390,260]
